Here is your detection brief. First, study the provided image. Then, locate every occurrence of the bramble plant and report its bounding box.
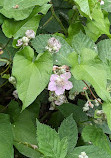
[1,0,111,157]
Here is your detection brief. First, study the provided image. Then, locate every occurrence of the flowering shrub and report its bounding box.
[0,0,111,157]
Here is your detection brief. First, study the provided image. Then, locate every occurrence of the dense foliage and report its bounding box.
[0,0,111,157]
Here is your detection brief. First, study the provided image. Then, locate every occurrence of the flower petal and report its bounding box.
[50,74,59,81]
[60,72,71,80]
[64,81,73,90]
[48,81,57,91]
[55,87,65,95]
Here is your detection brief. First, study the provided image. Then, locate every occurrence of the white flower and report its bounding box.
[9,76,16,85]
[25,30,35,39]
[16,39,23,47]
[100,0,104,5]
[79,152,88,158]
[83,106,89,112]
[13,90,18,99]
[46,37,61,53]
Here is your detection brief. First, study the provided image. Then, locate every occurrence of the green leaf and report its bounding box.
[74,0,91,18]
[101,0,111,12]
[82,125,111,154]
[66,145,111,158]
[72,31,98,54]
[103,102,111,131]
[36,120,68,158]
[85,5,110,41]
[97,39,111,63]
[13,110,42,158]
[70,49,110,102]
[58,103,88,123]
[0,114,14,158]
[12,46,53,110]
[31,34,73,66]
[2,7,42,39]
[58,115,78,153]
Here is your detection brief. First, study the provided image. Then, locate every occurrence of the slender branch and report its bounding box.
[50,2,67,35]
[42,16,53,28]
[82,80,102,104]
[14,139,43,154]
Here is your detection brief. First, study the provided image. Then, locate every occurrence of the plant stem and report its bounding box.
[14,139,43,154]
[82,80,102,104]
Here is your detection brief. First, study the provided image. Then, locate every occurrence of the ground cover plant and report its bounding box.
[0,0,111,157]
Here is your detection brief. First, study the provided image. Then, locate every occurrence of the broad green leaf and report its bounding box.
[74,0,91,18]
[58,115,78,153]
[70,49,110,102]
[31,34,73,66]
[13,110,42,158]
[82,125,111,154]
[36,120,68,158]
[2,7,44,39]
[66,145,111,158]
[103,102,111,131]
[12,46,53,110]
[85,5,110,41]
[58,103,88,123]
[0,114,14,158]
[72,31,98,54]
[97,39,111,63]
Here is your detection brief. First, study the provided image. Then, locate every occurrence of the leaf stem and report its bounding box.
[82,80,102,104]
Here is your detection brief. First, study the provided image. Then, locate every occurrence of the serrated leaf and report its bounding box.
[74,0,91,18]
[58,103,88,123]
[12,46,53,110]
[66,145,111,158]
[72,31,98,54]
[82,125,111,154]
[58,115,78,153]
[36,120,67,158]
[70,49,110,102]
[13,110,42,158]
[31,34,73,66]
[0,114,14,158]
[97,39,111,63]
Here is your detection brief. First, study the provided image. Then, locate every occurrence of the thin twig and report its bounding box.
[82,80,102,104]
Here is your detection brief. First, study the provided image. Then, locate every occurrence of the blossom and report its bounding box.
[95,98,101,106]
[25,30,35,39]
[16,39,23,47]
[9,76,16,85]
[100,0,104,5]
[48,72,73,95]
[79,152,88,158]
[46,37,61,53]
[83,101,94,112]
[13,90,18,99]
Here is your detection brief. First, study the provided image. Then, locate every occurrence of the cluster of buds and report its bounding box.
[83,101,94,112]
[94,110,107,124]
[49,92,67,110]
[83,98,101,112]
[53,65,69,75]
[9,76,16,86]
[79,152,88,158]
[68,91,79,100]
[16,30,35,47]
[45,37,61,53]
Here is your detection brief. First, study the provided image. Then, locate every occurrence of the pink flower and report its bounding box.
[48,72,73,95]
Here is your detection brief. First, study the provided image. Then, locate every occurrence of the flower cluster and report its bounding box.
[16,30,35,47]
[48,65,73,109]
[45,37,61,53]
[83,98,101,112]
[79,152,88,158]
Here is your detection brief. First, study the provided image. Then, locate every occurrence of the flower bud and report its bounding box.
[25,30,35,39]
[22,36,29,43]
[9,76,16,85]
